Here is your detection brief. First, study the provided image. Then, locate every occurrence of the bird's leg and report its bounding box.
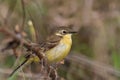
[47,66,58,80]
[39,58,45,72]
[59,59,65,64]
[52,60,65,69]
[46,59,65,80]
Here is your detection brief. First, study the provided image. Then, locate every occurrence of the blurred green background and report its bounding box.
[0,0,120,80]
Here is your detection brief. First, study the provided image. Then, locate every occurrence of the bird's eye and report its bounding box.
[62,30,67,34]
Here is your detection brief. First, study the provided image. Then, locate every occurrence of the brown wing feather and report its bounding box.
[40,35,62,51]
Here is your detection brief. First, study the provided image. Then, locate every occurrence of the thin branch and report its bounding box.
[21,0,26,31]
[0,27,44,59]
[4,0,17,25]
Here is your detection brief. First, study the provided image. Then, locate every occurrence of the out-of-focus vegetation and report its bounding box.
[0,0,120,80]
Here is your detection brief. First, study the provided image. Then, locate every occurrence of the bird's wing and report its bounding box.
[40,35,62,51]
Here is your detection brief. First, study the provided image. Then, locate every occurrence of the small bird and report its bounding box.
[10,26,76,76]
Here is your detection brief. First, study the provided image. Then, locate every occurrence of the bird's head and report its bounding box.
[54,26,77,37]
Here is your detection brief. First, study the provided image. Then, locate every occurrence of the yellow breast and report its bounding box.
[46,34,72,63]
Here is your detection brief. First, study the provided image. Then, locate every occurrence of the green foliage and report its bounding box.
[112,51,120,70]
[7,74,18,80]
[4,55,16,68]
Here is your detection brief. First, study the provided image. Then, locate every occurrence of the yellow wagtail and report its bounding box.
[10,26,76,76]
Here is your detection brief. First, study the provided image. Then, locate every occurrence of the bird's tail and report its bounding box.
[9,54,32,77]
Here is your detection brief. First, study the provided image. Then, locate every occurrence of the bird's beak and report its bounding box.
[69,31,77,34]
